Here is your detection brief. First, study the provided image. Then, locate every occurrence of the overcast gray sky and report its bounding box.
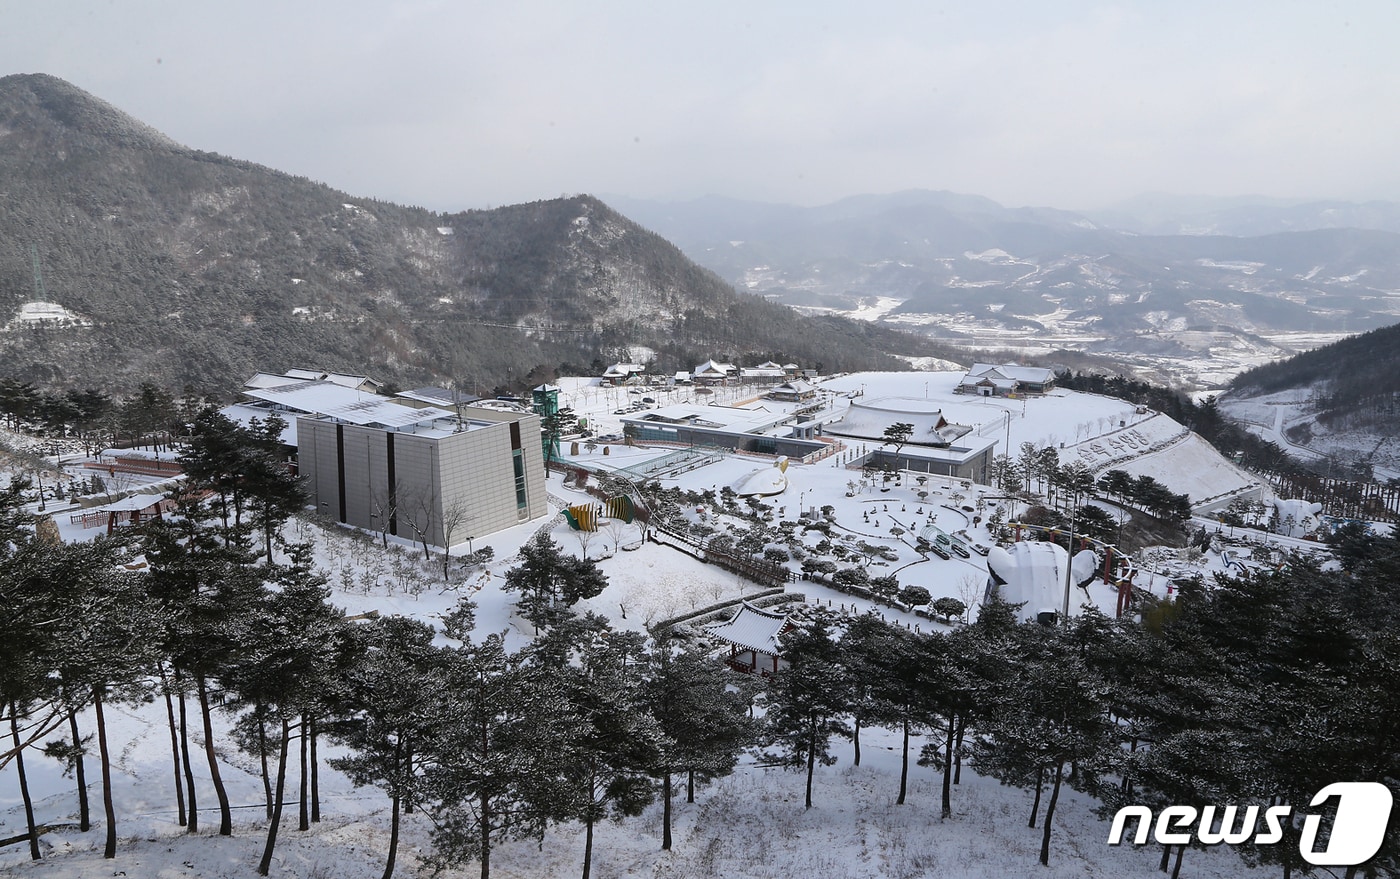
[5,1,1399,212]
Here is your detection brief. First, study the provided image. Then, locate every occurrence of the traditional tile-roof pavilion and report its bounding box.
[740,365,785,383]
[825,397,970,447]
[602,363,647,384]
[956,363,1056,396]
[692,359,736,384]
[706,602,794,675]
[823,397,997,481]
[768,379,818,402]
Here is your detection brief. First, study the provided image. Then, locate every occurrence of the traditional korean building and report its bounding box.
[602,363,647,385]
[692,359,737,385]
[705,602,794,675]
[955,363,1056,397]
[767,379,818,402]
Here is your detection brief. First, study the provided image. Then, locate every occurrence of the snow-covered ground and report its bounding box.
[2,709,1255,879]
[3,301,91,331]
[0,371,1319,877]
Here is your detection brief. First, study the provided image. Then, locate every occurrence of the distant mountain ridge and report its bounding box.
[610,191,1400,387]
[1089,192,1400,237]
[0,74,950,395]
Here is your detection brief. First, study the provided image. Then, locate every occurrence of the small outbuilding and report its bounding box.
[706,602,794,675]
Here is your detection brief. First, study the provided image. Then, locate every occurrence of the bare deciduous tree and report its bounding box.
[438,499,475,582]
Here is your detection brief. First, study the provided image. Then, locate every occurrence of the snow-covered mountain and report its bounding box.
[611,191,1400,388]
[0,74,951,395]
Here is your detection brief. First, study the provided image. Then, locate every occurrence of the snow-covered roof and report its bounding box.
[246,370,381,392]
[242,380,378,414]
[321,398,456,429]
[603,363,646,377]
[221,403,298,446]
[397,387,480,407]
[693,359,736,376]
[470,399,530,413]
[95,495,168,513]
[621,403,792,435]
[705,602,791,655]
[771,380,816,395]
[323,372,382,390]
[825,397,968,446]
[962,363,1055,385]
[240,381,455,430]
[244,372,299,389]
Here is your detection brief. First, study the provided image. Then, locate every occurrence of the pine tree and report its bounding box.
[642,635,756,849]
[144,496,263,838]
[532,616,660,879]
[243,413,304,562]
[222,546,350,875]
[762,616,851,809]
[47,541,162,858]
[971,614,1116,866]
[502,532,608,631]
[329,615,449,879]
[421,634,577,879]
[0,528,60,862]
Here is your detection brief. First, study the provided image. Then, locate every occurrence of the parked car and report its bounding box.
[642,396,656,403]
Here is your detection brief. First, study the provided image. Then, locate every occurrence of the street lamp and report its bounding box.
[1061,515,1076,623]
[1060,478,1088,623]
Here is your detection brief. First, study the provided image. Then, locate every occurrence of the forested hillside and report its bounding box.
[1229,321,1400,435]
[0,74,949,396]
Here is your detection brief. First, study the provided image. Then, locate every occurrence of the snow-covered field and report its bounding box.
[2,714,1253,879]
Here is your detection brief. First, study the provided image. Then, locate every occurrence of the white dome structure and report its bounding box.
[986,541,1100,623]
[1272,498,1323,538]
[731,457,790,497]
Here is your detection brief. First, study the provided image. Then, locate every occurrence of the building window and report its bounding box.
[513,450,527,509]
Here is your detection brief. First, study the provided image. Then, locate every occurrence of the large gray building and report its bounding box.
[224,376,548,546]
[296,398,548,548]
